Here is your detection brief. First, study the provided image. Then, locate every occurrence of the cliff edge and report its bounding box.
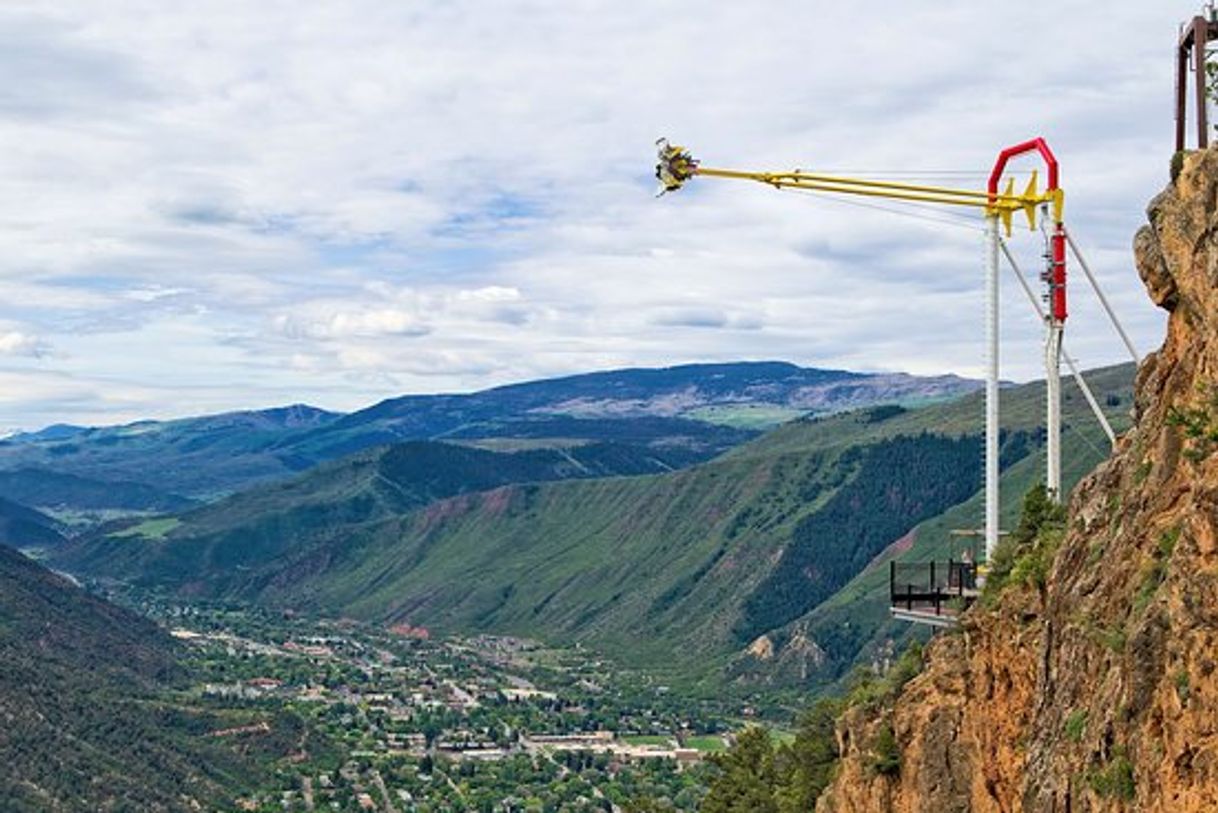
[818,148,1218,812]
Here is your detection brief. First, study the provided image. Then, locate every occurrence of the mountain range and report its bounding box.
[0,352,1138,810]
[0,362,979,502]
[48,361,1131,690]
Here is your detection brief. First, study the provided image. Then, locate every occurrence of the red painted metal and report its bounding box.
[987,137,1059,196]
[1051,227,1067,321]
[989,138,1067,322]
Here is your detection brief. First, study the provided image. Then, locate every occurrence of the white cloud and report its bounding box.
[0,330,48,357]
[275,308,432,340]
[0,0,1191,430]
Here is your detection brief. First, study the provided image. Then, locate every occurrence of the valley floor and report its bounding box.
[133,596,755,812]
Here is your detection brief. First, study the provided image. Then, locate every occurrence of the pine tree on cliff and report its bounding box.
[985,482,1066,602]
[702,727,780,813]
[774,698,842,811]
[702,699,845,813]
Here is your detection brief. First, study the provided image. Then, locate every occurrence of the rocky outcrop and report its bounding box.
[818,148,1218,812]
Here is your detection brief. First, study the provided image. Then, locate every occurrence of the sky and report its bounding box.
[0,1,1202,431]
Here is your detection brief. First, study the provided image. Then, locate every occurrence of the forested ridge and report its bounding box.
[0,545,305,810]
[736,433,986,642]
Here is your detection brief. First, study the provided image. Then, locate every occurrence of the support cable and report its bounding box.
[1065,420,1110,463]
[786,187,987,232]
[998,239,1118,447]
[1063,229,1141,364]
[799,169,990,179]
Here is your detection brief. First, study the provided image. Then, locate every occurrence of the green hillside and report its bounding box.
[55,439,708,581]
[0,468,195,531]
[242,432,988,665]
[731,364,1134,688]
[0,404,340,500]
[55,365,1132,688]
[0,362,976,504]
[0,546,306,810]
[0,497,67,550]
[283,361,977,462]
[0,467,194,512]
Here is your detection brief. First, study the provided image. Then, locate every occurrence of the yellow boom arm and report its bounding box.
[655,139,1060,234]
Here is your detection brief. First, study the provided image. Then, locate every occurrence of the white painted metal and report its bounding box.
[889,607,959,629]
[1045,321,1063,499]
[1065,352,1117,447]
[1064,229,1140,365]
[999,239,1117,447]
[985,216,1000,562]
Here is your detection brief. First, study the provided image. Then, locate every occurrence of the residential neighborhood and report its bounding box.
[154,603,738,811]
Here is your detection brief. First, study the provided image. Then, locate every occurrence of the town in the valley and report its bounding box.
[137,598,751,812]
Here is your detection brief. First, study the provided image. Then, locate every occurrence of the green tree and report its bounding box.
[984,482,1066,600]
[701,727,779,813]
[775,698,842,811]
[868,722,900,777]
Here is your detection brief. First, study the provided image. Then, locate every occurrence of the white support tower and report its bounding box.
[999,237,1117,448]
[985,215,1001,563]
[653,136,1069,570]
[1044,319,1063,499]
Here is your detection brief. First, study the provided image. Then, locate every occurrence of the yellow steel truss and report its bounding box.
[656,140,1061,235]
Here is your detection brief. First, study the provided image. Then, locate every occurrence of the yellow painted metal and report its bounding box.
[998,178,1016,236]
[698,167,993,200]
[656,140,1059,232]
[1050,188,1065,223]
[694,166,1052,231]
[1021,171,1041,232]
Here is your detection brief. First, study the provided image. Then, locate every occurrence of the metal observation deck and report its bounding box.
[888,560,979,628]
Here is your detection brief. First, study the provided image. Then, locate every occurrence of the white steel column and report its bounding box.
[999,238,1116,448]
[985,215,1000,562]
[1045,320,1063,499]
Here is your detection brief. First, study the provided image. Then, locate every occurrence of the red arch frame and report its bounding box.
[989,138,1066,322]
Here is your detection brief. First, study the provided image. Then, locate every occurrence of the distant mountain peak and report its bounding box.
[0,361,981,502]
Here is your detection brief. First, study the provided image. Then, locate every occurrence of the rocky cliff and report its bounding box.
[817,149,1218,812]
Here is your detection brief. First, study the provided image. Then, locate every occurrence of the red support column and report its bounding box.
[1051,226,1067,321]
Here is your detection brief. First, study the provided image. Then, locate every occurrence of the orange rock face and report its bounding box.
[818,149,1218,813]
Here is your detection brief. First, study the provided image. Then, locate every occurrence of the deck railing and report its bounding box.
[889,560,978,617]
